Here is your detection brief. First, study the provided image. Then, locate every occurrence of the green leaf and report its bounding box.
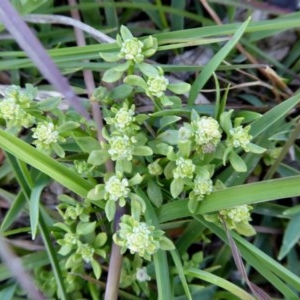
[36,97,61,111]
[110,84,133,99]
[91,259,101,280]
[88,150,110,166]
[128,173,143,186]
[186,268,256,300]
[170,250,192,300]
[57,121,79,133]
[124,75,148,89]
[138,62,159,77]
[178,140,191,158]
[76,221,96,236]
[133,146,153,156]
[87,184,104,201]
[229,151,247,172]
[99,52,120,62]
[120,25,133,40]
[168,82,191,94]
[131,197,143,220]
[220,110,233,134]
[160,95,174,107]
[95,232,107,248]
[105,200,116,222]
[102,68,124,83]
[246,143,266,154]
[30,175,50,240]
[147,179,163,207]
[74,136,101,153]
[188,17,251,105]
[159,116,181,131]
[116,159,132,174]
[188,197,199,214]
[160,237,175,251]
[157,130,178,145]
[278,212,300,260]
[235,222,256,237]
[171,178,184,198]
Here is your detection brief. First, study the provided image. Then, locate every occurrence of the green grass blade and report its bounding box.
[0,129,93,197]
[158,175,300,223]
[188,17,251,105]
[29,175,51,239]
[38,216,67,300]
[170,0,185,31]
[278,212,300,260]
[170,250,192,300]
[185,268,256,300]
[250,92,300,138]
[0,192,26,232]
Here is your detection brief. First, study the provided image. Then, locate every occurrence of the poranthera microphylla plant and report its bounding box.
[0,26,267,298]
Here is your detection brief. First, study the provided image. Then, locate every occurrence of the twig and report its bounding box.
[23,14,115,44]
[67,2,121,300]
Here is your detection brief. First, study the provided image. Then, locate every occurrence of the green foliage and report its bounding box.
[1,3,300,300]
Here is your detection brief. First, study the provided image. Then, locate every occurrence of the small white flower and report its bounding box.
[119,38,144,63]
[105,176,130,201]
[147,75,169,98]
[77,243,95,263]
[173,158,195,179]
[192,117,221,152]
[114,107,135,129]
[108,135,134,161]
[229,126,252,150]
[220,205,252,224]
[114,215,164,260]
[193,175,213,196]
[32,122,59,149]
[136,267,151,282]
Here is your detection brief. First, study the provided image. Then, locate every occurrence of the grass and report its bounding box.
[0,1,300,299]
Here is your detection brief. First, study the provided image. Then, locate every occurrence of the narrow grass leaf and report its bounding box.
[0,192,26,232]
[278,212,300,260]
[170,250,192,300]
[188,17,251,105]
[30,175,50,240]
[185,268,256,300]
[0,128,93,197]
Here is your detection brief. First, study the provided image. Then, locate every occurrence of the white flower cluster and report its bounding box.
[114,106,135,129]
[32,122,60,150]
[220,204,252,229]
[146,75,169,98]
[0,86,35,129]
[119,38,144,63]
[173,158,195,179]
[105,175,130,202]
[228,126,252,151]
[76,242,95,263]
[191,116,222,153]
[108,135,135,161]
[192,175,213,198]
[114,215,163,260]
